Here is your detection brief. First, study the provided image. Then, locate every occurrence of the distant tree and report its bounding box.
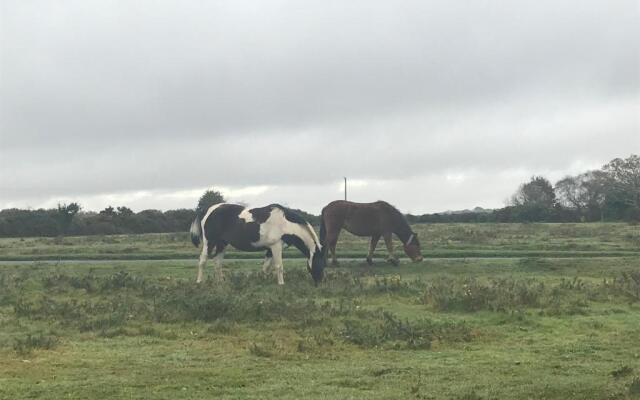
[601,154,640,220]
[555,175,585,211]
[196,189,225,214]
[136,209,167,233]
[602,155,640,192]
[164,208,197,231]
[580,170,608,221]
[98,206,117,223]
[56,202,81,236]
[0,208,60,237]
[511,176,556,208]
[508,176,557,221]
[99,206,116,218]
[116,206,134,217]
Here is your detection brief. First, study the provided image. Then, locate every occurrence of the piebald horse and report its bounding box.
[190,203,325,285]
[320,200,423,266]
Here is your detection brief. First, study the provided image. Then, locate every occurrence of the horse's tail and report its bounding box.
[190,214,203,247]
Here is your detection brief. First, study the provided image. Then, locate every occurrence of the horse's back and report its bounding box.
[322,200,392,216]
[322,200,393,236]
[321,200,352,222]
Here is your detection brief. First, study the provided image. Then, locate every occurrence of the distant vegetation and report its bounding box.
[413,154,639,223]
[0,155,637,238]
[0,206,197,238]
[2,223,638,261]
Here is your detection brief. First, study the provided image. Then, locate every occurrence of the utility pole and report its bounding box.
[344,177,347,201]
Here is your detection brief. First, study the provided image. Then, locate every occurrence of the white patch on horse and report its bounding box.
[286,220,320,271]
[196,203,226,283]
[254,208,288,247]
[238,208,254,223]
[305,222,321,250]
[189,219,200,239]
[287,221,318,255]
[252,207,321,272]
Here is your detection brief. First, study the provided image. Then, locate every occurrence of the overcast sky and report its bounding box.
[1,1,638,214]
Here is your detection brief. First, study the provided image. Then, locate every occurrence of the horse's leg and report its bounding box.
[322,214,343,267]
[322,231,340,267]
[324,227,341,267]
[383,234,399,266]
[262,248,274,274]
[212,242,227,282]
[366,235,380,265]
[330,238,340,267]
[270,241,284,285]
[196,238,210,283]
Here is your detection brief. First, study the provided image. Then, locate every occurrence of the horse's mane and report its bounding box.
[270,204,306,224]
[270,204,321,246]
[377,200,409,223]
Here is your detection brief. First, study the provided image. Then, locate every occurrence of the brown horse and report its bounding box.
[319,200,423,266]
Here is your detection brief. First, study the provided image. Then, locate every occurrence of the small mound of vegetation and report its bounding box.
[342,311,471,349]
[13,332,59,355]
[421,273,639,314]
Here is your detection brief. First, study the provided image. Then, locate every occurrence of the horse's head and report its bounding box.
[309,246,326,285]
[403,233,423,262]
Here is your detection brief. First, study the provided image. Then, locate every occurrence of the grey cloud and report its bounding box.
[1,0,638,212]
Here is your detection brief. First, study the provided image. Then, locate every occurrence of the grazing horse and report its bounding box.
[320,200,423,266]
[190,203,325,285]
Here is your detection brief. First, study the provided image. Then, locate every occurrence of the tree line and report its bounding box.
[0,206,197,238]
[0,189,320,237]
[409,154,639,223]
[0,155,637,237]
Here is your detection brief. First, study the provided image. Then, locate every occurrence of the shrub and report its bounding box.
[421,277,545,312]
[13,333,58,355]
[341,311,470,349]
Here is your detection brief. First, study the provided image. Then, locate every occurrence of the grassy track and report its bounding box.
[1,223,639,261]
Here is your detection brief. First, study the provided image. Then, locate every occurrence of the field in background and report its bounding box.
[1,223,639,399]
[1,223,639,261]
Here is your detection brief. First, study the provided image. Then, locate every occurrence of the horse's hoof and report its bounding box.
[366,258,373,266]
[387,258,399,266]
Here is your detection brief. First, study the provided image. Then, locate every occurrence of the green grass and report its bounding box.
[1,222,639,261]
[1,253,640,399]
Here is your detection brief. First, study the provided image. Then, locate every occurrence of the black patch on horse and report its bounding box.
[282,234,310,258]
[249,204,308,227]
[249,205,273,223]
[203,204,243,240]
[270,204,308,225]
[203,204,263,253]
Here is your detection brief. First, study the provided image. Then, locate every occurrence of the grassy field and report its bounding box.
[1,224,640,399]
[1,222,639,261]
